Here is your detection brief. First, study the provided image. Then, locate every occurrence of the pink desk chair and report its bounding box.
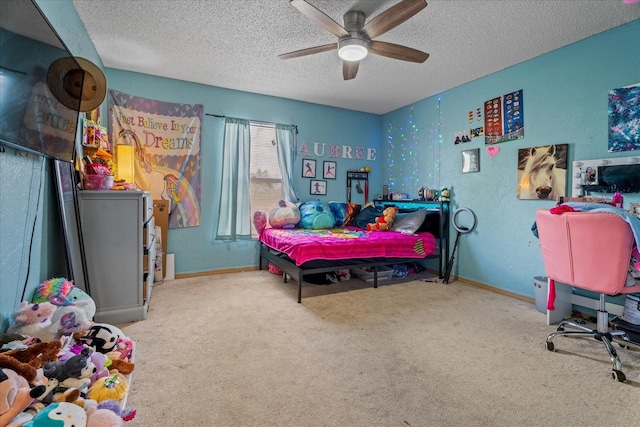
[536,208,640,382]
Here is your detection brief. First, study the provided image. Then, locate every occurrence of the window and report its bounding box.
[249,122,281,237]
[216,119,297,242]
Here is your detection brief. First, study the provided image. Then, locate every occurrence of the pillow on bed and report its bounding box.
[390,209,428,234]
[299,200,335,229]
[418,211,443,237]
[352,206,384,230]
[328,202,362,227]
[268,200,300,229]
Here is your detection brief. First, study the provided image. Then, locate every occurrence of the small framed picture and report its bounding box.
[462,148,480,173]
[310,180,327,195]
[323,161,337,179]
[302,159,316,178]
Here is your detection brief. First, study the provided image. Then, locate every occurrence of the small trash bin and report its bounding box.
[534,276,548,314]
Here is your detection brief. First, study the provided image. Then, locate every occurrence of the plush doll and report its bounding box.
[439,188,450,201]
[0,368,45,427]
[64,287,96,320]
[87,406,125,427]
[6,302,57,339]
[32,304,92,343]
[88,352,110,386]
[268,200,300,229]
[86,399,136,426]
[88,373,128,403]
[80,323,125,354]
[33,278,96,321]
[56,344,111,388]
[0,354,40,387]
[367,207,397,231]
[298,200,335,230]
[32,278,96,321]
[106,359,135,376]
[0,340,63,385]
[31,278,75,305]
[253,210,267,234]
[43,348,96,392]
[23,401,87,427]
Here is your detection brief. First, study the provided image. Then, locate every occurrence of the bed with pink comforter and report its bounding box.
[259,200,448,303]
[260,227,436,266]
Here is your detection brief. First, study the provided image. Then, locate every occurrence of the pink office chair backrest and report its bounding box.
[536,209,634,295]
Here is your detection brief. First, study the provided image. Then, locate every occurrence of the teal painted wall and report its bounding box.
[1,0,638,329]
[104,70,381,274]
[382,19,640,297]
[0,0,103,331]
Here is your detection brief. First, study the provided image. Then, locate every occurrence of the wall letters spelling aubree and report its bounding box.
[297,141,376,161]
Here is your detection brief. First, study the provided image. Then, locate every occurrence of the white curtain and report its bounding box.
[275,124,299,203]
[216,118,251,241]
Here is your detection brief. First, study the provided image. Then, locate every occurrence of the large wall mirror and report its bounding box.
[572,155,640,197]
[54,159,90,293]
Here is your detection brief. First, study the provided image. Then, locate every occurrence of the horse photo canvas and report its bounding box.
[516,144,567,200]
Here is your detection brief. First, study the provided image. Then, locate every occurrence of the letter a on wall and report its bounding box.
[108,90,202,228]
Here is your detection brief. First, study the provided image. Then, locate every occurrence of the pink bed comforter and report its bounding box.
[260,227,437,266]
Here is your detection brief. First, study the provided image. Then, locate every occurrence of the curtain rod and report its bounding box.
[205,113,297,132]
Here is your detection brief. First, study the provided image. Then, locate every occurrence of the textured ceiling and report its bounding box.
[71,0,640,115]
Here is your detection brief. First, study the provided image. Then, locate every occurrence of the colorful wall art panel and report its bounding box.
[484,89,524,145]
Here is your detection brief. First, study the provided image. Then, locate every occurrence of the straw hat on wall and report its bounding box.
[47,56,106,112]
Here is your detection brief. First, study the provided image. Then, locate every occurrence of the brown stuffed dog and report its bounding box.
[0,340,62,384]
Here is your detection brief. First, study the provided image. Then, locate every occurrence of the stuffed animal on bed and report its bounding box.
[253,210,267,234]
[366,207,397,231]
[299,200,335,230]
[268,200,300,229]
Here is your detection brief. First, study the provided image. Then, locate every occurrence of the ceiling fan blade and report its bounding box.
[278,43,337,60]
[343,61,359,80]
[362,0,427,40]
[369,40,429,63]
[290,0,349,38]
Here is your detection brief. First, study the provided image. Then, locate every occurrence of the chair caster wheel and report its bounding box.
[612,370,626,382]
[545,341,555,352]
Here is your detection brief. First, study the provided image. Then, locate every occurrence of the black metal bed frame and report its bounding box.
[259,200,450,303]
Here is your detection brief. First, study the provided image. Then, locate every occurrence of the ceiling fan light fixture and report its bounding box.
[338,38,368,61]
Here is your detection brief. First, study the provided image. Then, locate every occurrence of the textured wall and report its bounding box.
[104,69,382,275]
[2,4,638,330]
[382,19,640,298]
[0,0,101,330]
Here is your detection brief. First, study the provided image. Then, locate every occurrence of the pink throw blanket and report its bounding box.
[260,227,436,266]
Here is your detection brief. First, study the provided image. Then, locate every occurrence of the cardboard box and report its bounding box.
[153,200,169,278]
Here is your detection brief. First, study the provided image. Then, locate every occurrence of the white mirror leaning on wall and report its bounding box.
[572,156,640,196]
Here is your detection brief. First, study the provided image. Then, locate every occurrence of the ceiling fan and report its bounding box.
[279,0,430,80]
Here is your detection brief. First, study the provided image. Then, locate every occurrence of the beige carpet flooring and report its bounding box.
[119,270,640,426]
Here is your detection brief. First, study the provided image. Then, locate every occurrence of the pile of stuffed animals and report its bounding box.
[1,278,136,426]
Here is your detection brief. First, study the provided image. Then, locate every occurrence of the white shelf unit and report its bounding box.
[78,190,155,324]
